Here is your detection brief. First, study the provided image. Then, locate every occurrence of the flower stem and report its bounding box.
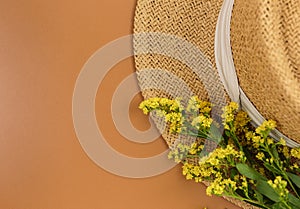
[223,193,270,209]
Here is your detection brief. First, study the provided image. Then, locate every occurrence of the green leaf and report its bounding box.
[236,163,267,181]
[254,189,264,204]
[288,193,300,209]
[271,202,287,209]
[271,145,279,160]
[256,180,280,202]
[225,130,230,137]
[210,124,222,143]
[287,172,300,189]
[230,168,238,180]
[264,162,281,175]
[243,147,256,165]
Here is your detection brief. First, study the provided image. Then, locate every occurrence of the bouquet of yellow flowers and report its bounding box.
[139,96,300,209]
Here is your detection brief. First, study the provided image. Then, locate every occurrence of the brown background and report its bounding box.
[0,0,240,208]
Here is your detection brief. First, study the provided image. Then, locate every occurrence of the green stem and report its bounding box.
[223,193,270,209]
[282,200,292,209]
[182,131,207,139]
[282,172,300,199]
[263,145,300,199]
[230,130,243,152]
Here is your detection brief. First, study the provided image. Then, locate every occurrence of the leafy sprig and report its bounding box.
[139,96,300,209]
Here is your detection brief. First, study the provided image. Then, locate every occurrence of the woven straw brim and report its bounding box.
[231,0,300,143]
[134,0,229,147]
[133,1,258,208]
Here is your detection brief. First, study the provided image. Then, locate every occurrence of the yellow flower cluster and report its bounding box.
[221,102,239,130]
[268,176,289,198]
[246,132,263,148]
[181,144,245,197]
[168,142,204,163]
[191,115,213,130]
[255,120,276,137]
[206,178,237,196]
[165,112,184,133]
[140,96,300,208]
[186,96,211,115]
[139,97,182,114]
[189,142,204,155]
[291,148,300,159]
[239,175,249,193]
[282,146,290,158]
[204,145,245,166]
[168,143,191,163]
[139,97,183,133]
[245,121,277,148]
[233,111,251,134]
[182,163,203,182]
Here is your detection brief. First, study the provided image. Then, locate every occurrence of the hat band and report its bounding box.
[214,0,299,147]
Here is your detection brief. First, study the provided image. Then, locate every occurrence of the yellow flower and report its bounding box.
[292,163,299,170]
[187,96,212,114]
[252,136,260,143]
[240,176,248,189]
[206,178,237,196]
[291,148,300,159]
[234,111,250,133]
[206,178,225,196]
[188,142,203,155]
[255,120,276,136]
[221,102,239,130]
[208,158,220,166]
[191,115,213,129]
[267,137,274,145]
[267,176,288,198]
[279,138,286,146]
[246,131,254,140]
[256,152,265,161]
[139,97,182,115]
[282,146,290,158]
[165,112,183,133]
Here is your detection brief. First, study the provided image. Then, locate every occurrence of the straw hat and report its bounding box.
[133,0,299,207]
[134,0,300,143]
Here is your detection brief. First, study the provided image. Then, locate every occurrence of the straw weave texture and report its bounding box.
[231,0,300,143]
[134,0,229,147]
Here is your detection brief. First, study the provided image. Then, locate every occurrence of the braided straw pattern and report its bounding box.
[231,0,300,143]
[133,1,258,208]
[134,0,229,146]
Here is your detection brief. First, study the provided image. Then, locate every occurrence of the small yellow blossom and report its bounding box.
[186,96,212,114]
[291,148,300,159]
[206,178,237,196]
[279,138,286,146]
[292,163,299,170]
[191,115,213,129]
[221,102,239,130]
[267,137,274,145]
[234,111,251,133]
[255,120,276,136]
[256,152,265,161]
[282,146,290,158]
[267,176,288,198]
